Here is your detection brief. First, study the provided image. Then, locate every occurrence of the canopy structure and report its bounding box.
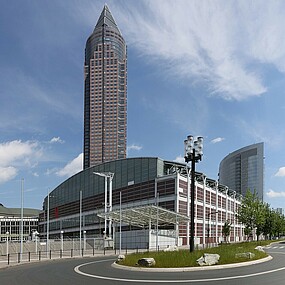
[97,205,190,228]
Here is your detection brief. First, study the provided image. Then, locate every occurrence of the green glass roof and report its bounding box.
[0,205,40,218]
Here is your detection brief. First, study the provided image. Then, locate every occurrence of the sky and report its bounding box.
[0,0,285,210]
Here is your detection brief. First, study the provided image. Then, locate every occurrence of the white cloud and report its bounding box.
[211,137,225,144]
[101,0,285,101]
[0,167,17,184]
[56,153,83,178]
[0,140,39,167]
[243,1,285,73]
[174,155,185,164]
[266,189,285,198]
[45,168,57,176]
[49,137,65,144]
[0,140,42,184]
[127,144,142,151]
[275,167,285,177]
[235,118,285,149]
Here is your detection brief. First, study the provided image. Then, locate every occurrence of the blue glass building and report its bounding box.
[218,143,264,200]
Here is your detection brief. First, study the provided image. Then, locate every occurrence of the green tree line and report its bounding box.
[236,190,285,240]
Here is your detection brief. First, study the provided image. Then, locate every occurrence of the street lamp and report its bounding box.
[184,135,203,252]
[60,230,64,252]
[47,190,50,256]
[119,191,122,254]
[33,231,39,254]
[6,231,9,256]
[20,178,24,261]
[93,172,114,239]
[46,190,55,256]
[83,230,86,251]
[79,190,82,251]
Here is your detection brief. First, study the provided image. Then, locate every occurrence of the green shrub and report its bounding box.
[118,241,270,268]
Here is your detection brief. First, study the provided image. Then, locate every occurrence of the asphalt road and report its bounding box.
[1,243,285,285]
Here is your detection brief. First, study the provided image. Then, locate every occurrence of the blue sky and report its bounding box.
[1,0,285,210]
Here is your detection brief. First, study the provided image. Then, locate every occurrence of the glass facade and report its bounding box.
[84,4,127,169]
[39,158,185,237]
[218,143,264,200]
[39,157,246,246]
[45,157,162,209]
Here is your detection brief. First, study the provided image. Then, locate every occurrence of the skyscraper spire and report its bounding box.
[83,5,127,169]
[94,4,121,35]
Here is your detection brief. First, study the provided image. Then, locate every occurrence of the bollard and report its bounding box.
[125,246,127,255]
[81,248,84,257]
[49,250,52,260]
[7,254,10,265]
[71,249,73,258]
[60,249,62,258]
[93,247,95,256]
[39,251,41,261]
[104,247,106,255]
[18,252,20,263]
[28,252,31,262]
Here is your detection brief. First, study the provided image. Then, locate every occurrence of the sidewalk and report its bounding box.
[0,248,124,269]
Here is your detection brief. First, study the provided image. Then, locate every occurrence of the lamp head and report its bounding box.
[195,136,203,158]
[184,135,195,161]
[184,135,204,162]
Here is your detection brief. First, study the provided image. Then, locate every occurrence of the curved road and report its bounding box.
[1,243,285,285]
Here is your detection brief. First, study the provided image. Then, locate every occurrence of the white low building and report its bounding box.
[0,203,40,243]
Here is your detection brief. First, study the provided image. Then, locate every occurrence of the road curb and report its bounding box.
[112,255,273,272]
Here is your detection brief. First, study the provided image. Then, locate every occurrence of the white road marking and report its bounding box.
[74,258,285,283]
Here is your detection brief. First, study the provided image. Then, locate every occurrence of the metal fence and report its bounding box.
[0,238,141,266]
[0,237,105,255]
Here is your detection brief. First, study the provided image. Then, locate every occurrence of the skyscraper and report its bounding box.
[84,5,127,169]
[218,143,264,200]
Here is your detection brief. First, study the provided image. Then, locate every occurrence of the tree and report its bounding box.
[222,220,231,243]
[262,204,274,239]
[273,211,285,238]
[244,226,251,241]
[237,189,265,241]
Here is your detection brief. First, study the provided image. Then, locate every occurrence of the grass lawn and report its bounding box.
[118,241,272,268]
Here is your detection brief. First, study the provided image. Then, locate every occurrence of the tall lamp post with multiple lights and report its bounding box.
[184,135,203,252]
